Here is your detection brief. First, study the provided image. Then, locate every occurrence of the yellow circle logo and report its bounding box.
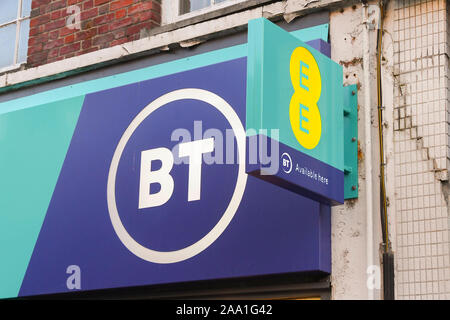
[289,47,322,150]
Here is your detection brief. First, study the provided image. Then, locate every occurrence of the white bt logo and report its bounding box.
[107,89,248,264]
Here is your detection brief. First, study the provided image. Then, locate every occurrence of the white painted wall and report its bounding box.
[330,2,383,300]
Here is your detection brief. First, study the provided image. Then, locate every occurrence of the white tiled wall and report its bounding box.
[393,0,450,299]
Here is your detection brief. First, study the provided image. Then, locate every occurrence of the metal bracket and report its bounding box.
[343,84,358,200]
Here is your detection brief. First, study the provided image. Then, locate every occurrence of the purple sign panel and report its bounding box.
[19,58,330,297]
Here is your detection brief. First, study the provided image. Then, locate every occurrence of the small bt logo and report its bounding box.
[281,152,293,174]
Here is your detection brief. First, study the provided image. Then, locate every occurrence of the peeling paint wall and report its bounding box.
[330,2,383,300]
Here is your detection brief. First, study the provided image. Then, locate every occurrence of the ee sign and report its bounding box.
[246,18,344,205]
[289,46,323,150]
[0,19,337,298]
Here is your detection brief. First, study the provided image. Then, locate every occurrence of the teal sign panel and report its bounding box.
[246,18,344,205]
[343,84,359,199]
[0,97,84,298]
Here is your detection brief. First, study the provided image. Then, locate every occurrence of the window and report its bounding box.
[162,0,247,25]
[0,0,32,72]
[179,0,228,15]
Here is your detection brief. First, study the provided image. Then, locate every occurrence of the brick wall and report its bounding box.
[28,0,161,67]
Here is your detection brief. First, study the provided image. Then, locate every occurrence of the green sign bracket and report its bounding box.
[343,84,358,200]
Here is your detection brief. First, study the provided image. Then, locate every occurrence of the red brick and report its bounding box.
[130,10,155,23]
[98,24,109,34]
[29,27,40,36]
[110,17,132,31]
[111,38,128,47]
[98,4,109,15]
[68,0,83,5]
[28,37,37,47]
[126,21,157,37]
[28,35,48,47]
[110,0,133,11]
[30,14,50,27]
[125,23,143,36]
[80,7,98,20]
[49,30,59,40]
[51,0,67,11]
[94,0,110,5]
[75,28,97,41]
[43,38,64,50]
[127,33,139,42]
[82,39,92,50]
[32,0,51,10]
[30,8,40,18]
[60,8,72,18]
[65,34,75,44]
[60,26,77,37]
[44,18,66,32]
[92,33,114,46]
[83,0,94,10]
[115,8,127,19]
[153,11,161,23]
[113,29,125,39]
[48,48,60,59]
[128,2,155,15]
[31,33,49,44]
[28,43,43,55]
[93,13,115,25]
[39,3,53,14]
[149,0,161,12]
[60,42,81,55]
[51,10,62,20]
[28,51,49,66]
[81,20,94,30]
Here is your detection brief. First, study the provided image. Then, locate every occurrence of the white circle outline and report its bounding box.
[281,152,293,174]
[107,88,248,264]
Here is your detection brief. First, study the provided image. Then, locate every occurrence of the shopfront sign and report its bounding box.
[0,19,335,298]
[246,18,344,205]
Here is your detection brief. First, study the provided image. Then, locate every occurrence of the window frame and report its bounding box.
[162,0,248,25]
[0,0,31,73]
[179,0,229,15]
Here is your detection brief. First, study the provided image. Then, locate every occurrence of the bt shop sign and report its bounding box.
[0,19,338,298]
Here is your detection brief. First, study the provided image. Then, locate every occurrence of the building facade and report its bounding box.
[0,0,449,300]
